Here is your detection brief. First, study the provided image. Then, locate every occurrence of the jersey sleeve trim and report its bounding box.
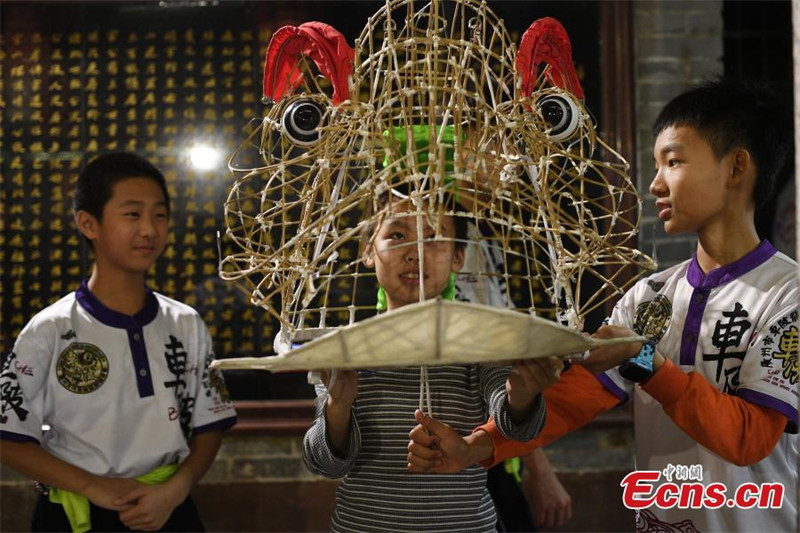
[194,416,238,434]
[0,430,39,444]
[594,373,629,403]
[738,388,798,434]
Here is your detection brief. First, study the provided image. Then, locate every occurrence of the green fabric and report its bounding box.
[376,286,388,311]
[136,463,179,485]
[440,272,457,301]
[382,124,462,174]
[503,457,522,483]
[48,463,179,533]
[376,272,457,310]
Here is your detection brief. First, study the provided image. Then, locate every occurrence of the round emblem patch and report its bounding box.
[633,294,672,343]
[56,343,109,394]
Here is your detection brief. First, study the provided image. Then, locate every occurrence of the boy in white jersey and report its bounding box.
[406,79,797,532]
[0,153,237,532]
[303,189,563,533]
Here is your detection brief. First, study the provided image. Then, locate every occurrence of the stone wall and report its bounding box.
[634,0,724,269]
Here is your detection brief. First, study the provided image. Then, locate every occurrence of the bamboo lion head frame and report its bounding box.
[221,0,656,355]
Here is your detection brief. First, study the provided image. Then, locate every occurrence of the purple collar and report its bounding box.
[686,240,776,290]
[76,280,159,328]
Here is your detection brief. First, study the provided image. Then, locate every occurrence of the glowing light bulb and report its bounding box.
[189,144,221,170]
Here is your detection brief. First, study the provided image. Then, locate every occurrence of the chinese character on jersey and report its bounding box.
[772,325,798,385]
[703,302,751,393]
[164,335,188,390]
[0,353,29,424]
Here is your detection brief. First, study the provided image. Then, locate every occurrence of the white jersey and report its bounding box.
[600,241,798,532]
[0,281,237,478]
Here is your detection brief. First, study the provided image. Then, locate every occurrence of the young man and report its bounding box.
[0,152,237,532]
[406,79,797,532]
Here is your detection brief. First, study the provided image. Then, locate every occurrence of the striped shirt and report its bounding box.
[303,364,545,532]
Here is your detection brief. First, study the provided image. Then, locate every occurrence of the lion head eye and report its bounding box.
[536,94,582,142]
[282,99,326,145]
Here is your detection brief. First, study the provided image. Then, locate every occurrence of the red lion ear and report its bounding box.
[263,21,354,105]
[517,17,584,101]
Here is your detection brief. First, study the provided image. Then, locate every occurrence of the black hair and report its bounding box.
[652,78,790,209]
[74,152,170,220]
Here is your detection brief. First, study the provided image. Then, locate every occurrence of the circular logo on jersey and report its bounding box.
[56,343,109,394]
[633,294,672,343]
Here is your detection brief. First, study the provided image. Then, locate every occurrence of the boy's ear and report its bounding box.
[364,251,375,269]
[362,230,379,268]
[728,148,754,188]
[451,246,466,273]
[75,210,99,241]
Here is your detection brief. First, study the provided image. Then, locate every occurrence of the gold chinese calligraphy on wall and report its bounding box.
[0,3,318,398]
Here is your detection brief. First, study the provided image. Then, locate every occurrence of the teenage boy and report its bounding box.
[1,152,237,532]
[406,79,798,532]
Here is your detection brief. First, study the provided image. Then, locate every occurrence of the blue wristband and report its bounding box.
[619,339,656,383]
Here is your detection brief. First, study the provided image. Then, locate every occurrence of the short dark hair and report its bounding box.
[74,152,170,220]
[652,78,790,209]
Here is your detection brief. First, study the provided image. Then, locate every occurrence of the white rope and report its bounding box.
[418,365,432,416]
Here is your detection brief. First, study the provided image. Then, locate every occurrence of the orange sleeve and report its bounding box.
[477,364,621,468]
[641,358,787,466]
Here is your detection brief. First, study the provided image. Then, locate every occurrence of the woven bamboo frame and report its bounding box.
[220,0,656,352]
